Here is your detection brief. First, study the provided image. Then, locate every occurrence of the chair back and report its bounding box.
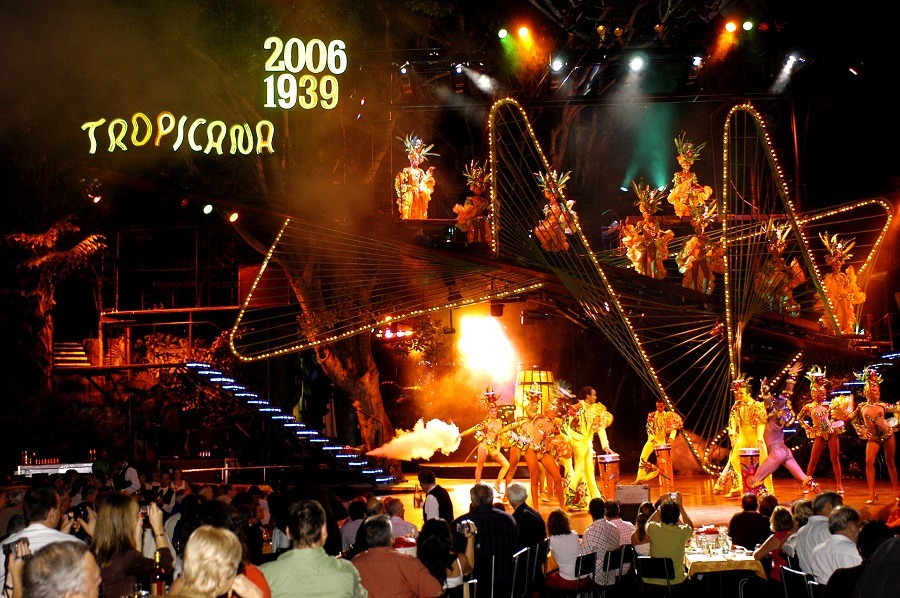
[781,566,813,598]
[510,546,530,598]
[635,555,675,592]
[619,544,636,578]
[573,551,597,589]
[465,578,477,598]
[531,537,550,583]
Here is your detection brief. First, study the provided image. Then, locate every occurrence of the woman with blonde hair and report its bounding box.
[90,491,173,598]
[630,501,656,556]
[168,525,262,598]
[753,505,795,584]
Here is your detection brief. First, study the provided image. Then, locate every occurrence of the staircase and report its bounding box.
[185,362,401,488]
[53,342,91,369]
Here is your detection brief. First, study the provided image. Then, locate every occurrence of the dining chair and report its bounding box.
[530,537,550,594]
[807,579,824,598]
[510,546,531,598]
[542,551,598,598]
[634,555,677,597]
[596,546,624,595]
[781,566,814,598]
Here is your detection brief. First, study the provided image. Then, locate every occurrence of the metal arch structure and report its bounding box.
[228,97,892,473]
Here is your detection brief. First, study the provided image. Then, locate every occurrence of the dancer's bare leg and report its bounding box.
[539,452,566,507]
[524,450,544,509]
[866,441,879,502]
[827,435,842,489]
[884,436,899,497]
[806,437,825,478]
[492,449,510,491]
[503,446,522,502]
[475,444,487,484]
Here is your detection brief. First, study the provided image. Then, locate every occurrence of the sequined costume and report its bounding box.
[797,365,849,493]
[533,170,577,251]
[503,384,566,508]
[666,133,713,218]
[753,222,806,316]
[850,367,898,503]
[634,400,683,483]
[453,161,493,244]
[395,134,437,220]
[562,387,614,508]
[714,376,772,497]
[622,180,674,280]
[460,389,510,492]
[675,201,724,295]
[816,233,866,334]
[747,365,816,492]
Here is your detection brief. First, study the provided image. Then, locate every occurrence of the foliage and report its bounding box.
[389,316,455,366]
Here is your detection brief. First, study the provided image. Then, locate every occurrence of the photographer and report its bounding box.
[0,487,84,592]
[645,491,694,589]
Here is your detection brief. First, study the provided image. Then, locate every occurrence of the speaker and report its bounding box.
[615,484,651,523]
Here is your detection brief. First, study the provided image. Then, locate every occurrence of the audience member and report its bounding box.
[507,482,546,551]
[580,499,621,587]
[782,498,814,559]
[728,492,772,550]
[111,454,141,495]
[451,483,517,597]
[823,519,892,598]
[156,472,178,517]
[752,505,794,584]
[0,490,24,539]
[418,470,454,523]
[91,491,174,598]
[172,469,192,496]
[91,448,111,482]
[167,525,263,598]
[234,502,266,567]
[260,499,366,597]
[645,492,694,588]
[758,493,779,518]
[21,540,102,598]
[345,497,385,560]
[794,491,842,573]
[218,483,238,505]
[808,505,862,584]
[543,508,584,591]
[353,514,443,597]
[384,496,418,539]
[341,497,367,554]
[853,536,900,597]
[248,485,271,527]
[630,501,655,556]
[417,518,475,598]
[604,500,635,547]
[0,487,83,586]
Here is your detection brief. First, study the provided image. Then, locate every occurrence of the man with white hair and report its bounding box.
[808,505,862,584]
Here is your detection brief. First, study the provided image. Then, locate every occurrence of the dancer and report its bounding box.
[797,365,852,494]
[533,170,577,251]
[850,366,899,504]
[561,386,614,509]
[503,384,566,509]
[634,399,683,484]
[817,232,866,335]
[753,221,805,317]
[666,132,712,218]
[746,363,818,493]
[459,389,510,493]
[394,133,437,220]
[621,179,674,280]
[714,375,772,497]
[452,160,492,244]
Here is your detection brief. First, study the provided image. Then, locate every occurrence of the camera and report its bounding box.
[455,520,474,535]
[69,503,89,522]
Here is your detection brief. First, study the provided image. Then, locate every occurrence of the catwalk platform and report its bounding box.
[390,463,899,534]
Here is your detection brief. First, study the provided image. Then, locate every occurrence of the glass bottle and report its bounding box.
[150,550,165,595]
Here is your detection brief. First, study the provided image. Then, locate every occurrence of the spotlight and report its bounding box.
[692,55,704,68]
[742,20,753,31]
[725,21,737,33]
[550,57,565,73]
[628,55,646,72]
[596,24,606,36]
[518,26,530,39]
[228,211,239,222]
[498,28,508,39]
[613,27,624,38]
[455,64,463,74]
[202,204,214,215]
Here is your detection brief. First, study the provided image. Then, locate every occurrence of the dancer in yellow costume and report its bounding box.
[460,388,510,493]
[621,180,674,280]
[533,170,577,251]
[850,367,899,504]
[753,221,806,316]
[666,132,712,218]
[798,365,853,494]
[394,133,437,220]
[713,375,772,497]
[453,160,492,244]
[562,386,614,509]
[817,232,866,335]
[634,399,683,483]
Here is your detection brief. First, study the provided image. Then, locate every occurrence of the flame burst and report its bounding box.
[366,419,461,460]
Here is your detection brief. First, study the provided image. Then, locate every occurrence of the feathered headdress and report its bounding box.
[805,364,826,383]
[731,372,753,392]
[463,160,491,188]
[399,133,439,163]
[535,170,571,197]
[632,179,666,216]
[819,232,855,267]
[765,219,791,254]
[855,366,883,385]
[674,132,707,166]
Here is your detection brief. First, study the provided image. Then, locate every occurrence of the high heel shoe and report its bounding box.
[866,494,877,505]
[836,485,845,495]
[802,477,820,494]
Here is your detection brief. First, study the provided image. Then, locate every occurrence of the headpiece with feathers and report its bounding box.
[674,132,707,166]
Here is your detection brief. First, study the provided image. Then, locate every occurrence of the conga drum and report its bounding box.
[595,453,620,499]
[654,444,673,493]
[738,447,761,493]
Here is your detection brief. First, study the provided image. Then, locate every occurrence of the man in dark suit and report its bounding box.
[728,492,771,550]
[507,482,546,550]
[418,469,454,523]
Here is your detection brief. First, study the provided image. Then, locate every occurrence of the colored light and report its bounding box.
[228,212,239,222]
[498,28,508,39]
[725,21,737,33]
[518,26,529,39]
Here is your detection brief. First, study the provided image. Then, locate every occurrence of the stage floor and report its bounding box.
[387,466,899,534]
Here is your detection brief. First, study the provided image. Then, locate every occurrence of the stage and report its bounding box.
[389,464,899,534]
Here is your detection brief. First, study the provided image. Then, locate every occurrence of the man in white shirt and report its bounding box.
[794,491,842,573]
[0,487,84,587]
[112,455,141,495]
[384,497,418,539]
[809,505,862,583]
[604,500,635,546]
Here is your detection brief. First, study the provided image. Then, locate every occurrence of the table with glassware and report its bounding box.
[684,528,766,579]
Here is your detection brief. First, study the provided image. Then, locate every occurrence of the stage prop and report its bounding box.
[596,453,620,499]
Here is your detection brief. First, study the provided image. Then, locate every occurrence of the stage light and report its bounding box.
[228,211,239,222]
[725,21,737,33]
[455,64,463,74]
[550,57,565,72]
[742,20,753,31]
[202,204,214,215]
[518,26,530,39]
[596,24,606,36]
[613,27,624,38]
[400,65,408,75]
[628,55,646,72]
[498,28,508,39]
[758,22,769,32]
[692,55,703,68]
[653,23,665,36]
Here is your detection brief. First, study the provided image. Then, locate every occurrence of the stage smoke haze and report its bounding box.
[367,418,461,460]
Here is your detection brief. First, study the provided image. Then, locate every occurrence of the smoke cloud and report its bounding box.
[367,418,461,460]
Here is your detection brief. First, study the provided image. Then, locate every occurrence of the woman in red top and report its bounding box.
[753,505,794,584]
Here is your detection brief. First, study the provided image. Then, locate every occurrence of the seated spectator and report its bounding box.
[352,514,443,597]
[580,499,621,587]
[21,540,102,598]
[782,497,814,559]
[758,493,779,519]
[752,505,794,584]
[341,497,367,554]
[385,496,418,539]
[156,472,178,518]
[545,508,583,590]
[728,492,771,550]
[853,536,900,597]
[168,525,263,598]
[260,499,366,597]
[808,505,862,584]
[417,518,475,598]
[345,497,385,560]
[604,499,635,547]
[507,482,546,552]
[823,518,892,598]
[630,501,655,556]
[248,486,271,527]
[645,492,694,588]
[794,491,842,573]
